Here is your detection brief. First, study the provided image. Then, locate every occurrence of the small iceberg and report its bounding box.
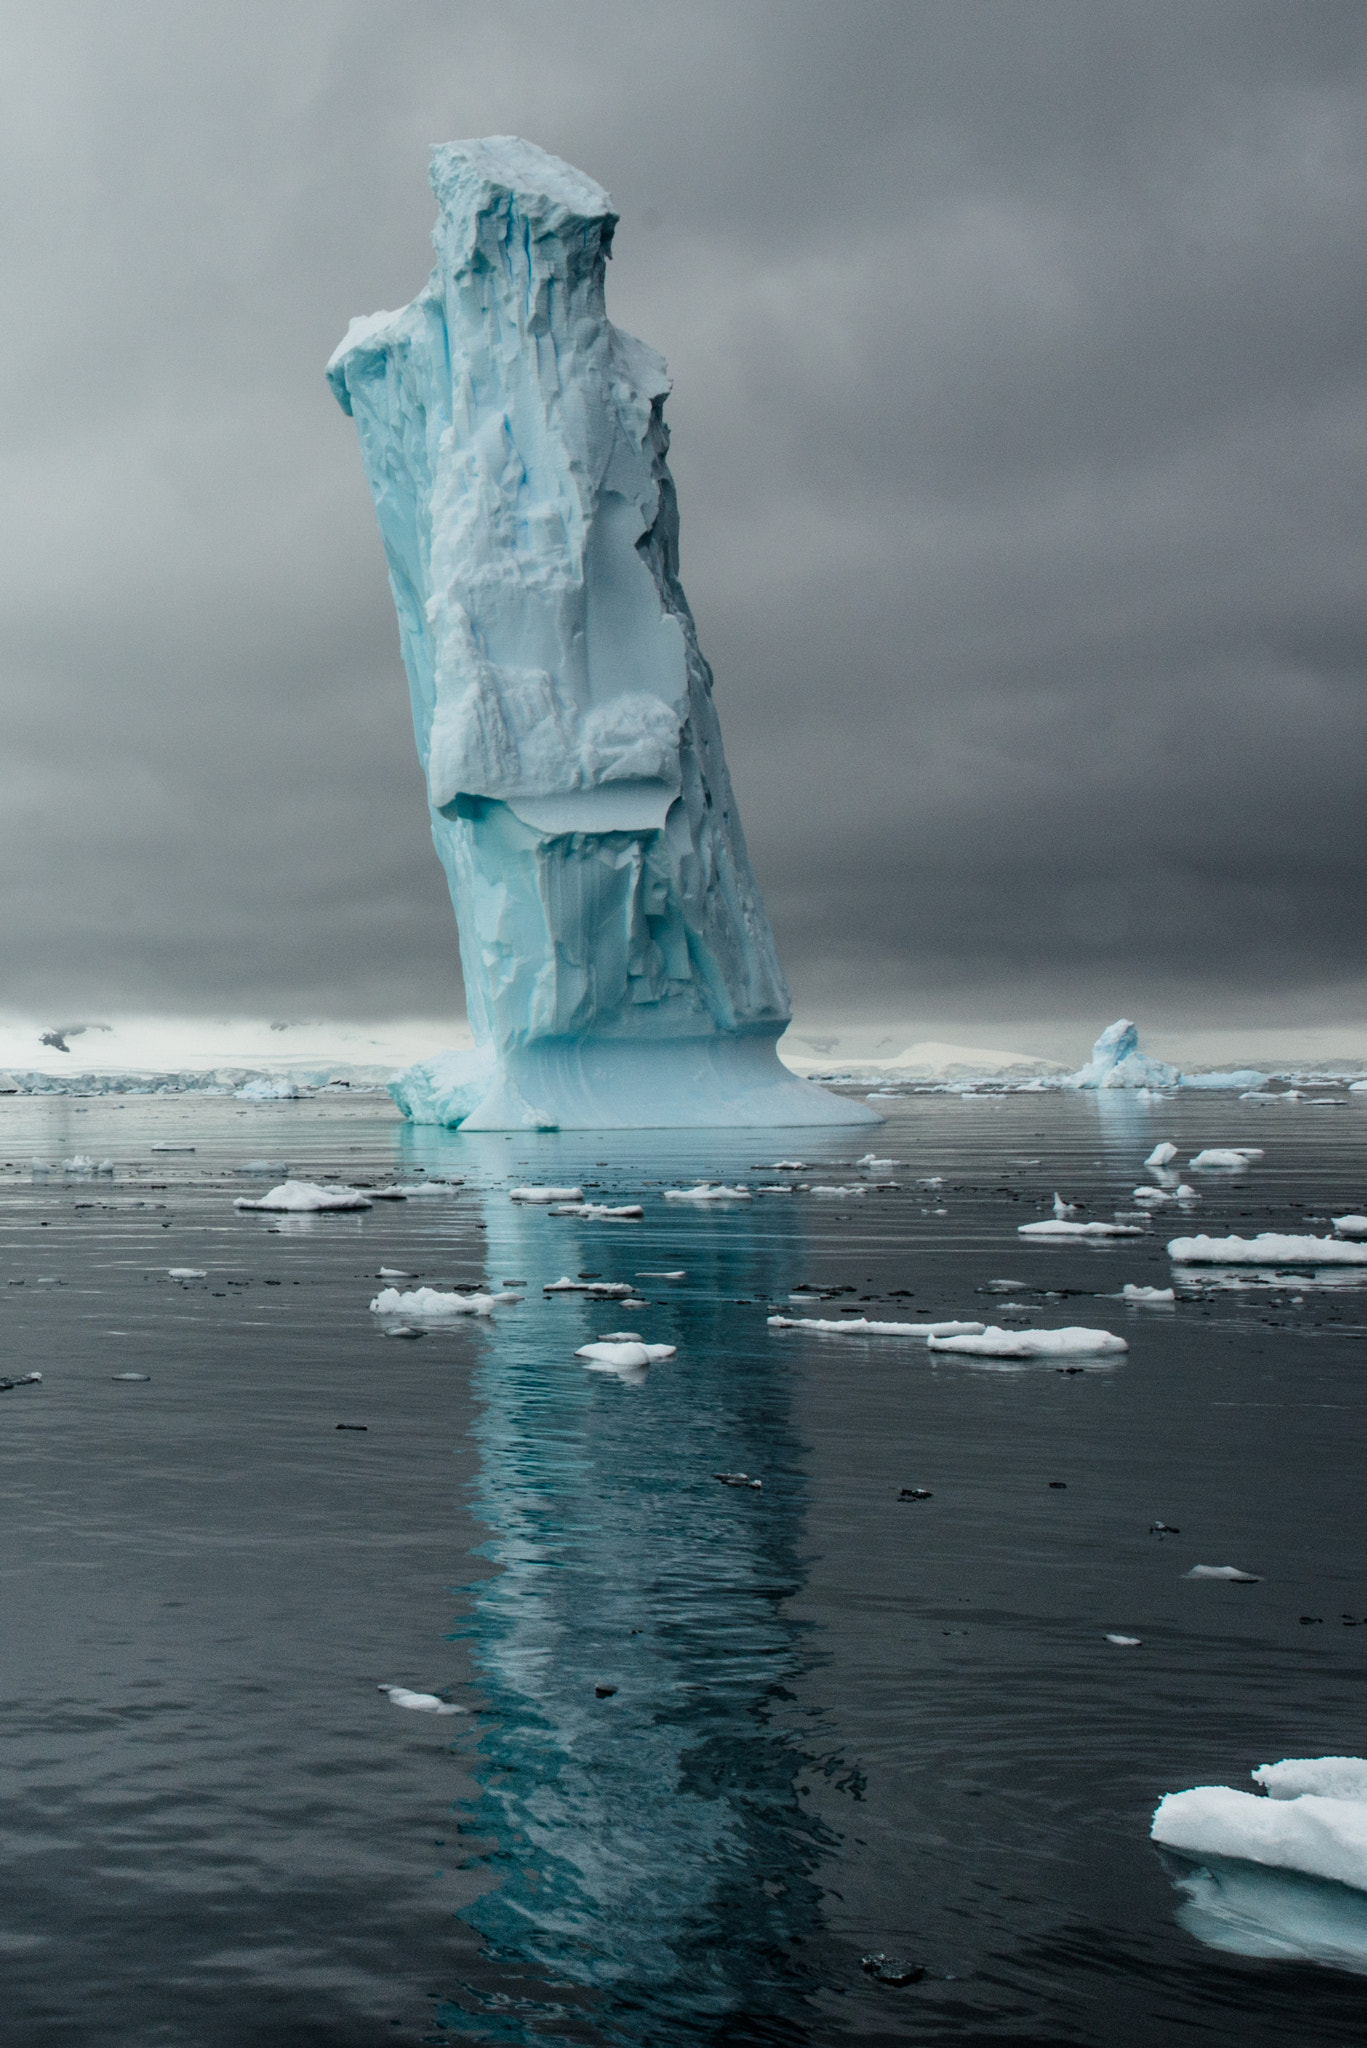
[1145,1142,1178,1166]
[235,1179,373,1212]
[1186,1564,1261,1582]
[369,1287,519,1317]
[767,1315,986,1338]
[1188,1148,1263,1171]
[809,1184,866,1198]
[1121,1283,1175,1304]
[663,1183,751,1204]
[1169,1233,1367,1266]
[576,1339,676,1368]
[510,1185,583,1204]
[1334,1215,1367,1239]
[1067,1019,1178,1091]
[926,1325,1127,1358]
[1019,1220,1144,1239]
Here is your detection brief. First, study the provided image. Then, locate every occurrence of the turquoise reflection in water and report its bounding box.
[437,1168,832,2044]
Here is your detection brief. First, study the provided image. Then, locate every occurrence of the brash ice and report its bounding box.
[328,136,874,1128]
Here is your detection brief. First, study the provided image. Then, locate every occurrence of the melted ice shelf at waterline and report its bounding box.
[328,136,874,1132]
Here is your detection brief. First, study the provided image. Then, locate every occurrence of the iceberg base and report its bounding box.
[390,1032,881,1130]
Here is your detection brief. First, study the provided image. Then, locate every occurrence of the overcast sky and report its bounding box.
[2,1,1364,1034]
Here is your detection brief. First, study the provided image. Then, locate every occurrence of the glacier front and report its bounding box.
[328,136,874,1130]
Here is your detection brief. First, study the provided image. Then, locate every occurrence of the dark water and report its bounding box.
[2,1087,1366,2045]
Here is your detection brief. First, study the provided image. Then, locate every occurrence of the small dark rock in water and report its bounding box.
[1048,1481,1067,1489]
[111,1372,150,1382]
[715,1472,762,1490]
[1055,1365,1085,1375]
[1299,1614,1324,1625]
[899,1487,933,1501]
[1150,1521,1180,1535]
[861,1952,925,1986]
[336,1423,368,1432]
[594,1683,617,1698]
[381,1325,425,1340]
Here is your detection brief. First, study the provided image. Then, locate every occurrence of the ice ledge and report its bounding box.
[389,1032,881,1130]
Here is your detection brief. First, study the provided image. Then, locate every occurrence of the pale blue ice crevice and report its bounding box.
[328,136,876,1129]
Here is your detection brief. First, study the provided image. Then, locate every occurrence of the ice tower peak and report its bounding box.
[328,136,876,1129]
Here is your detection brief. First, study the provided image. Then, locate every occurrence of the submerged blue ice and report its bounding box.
[329,136,873,1129]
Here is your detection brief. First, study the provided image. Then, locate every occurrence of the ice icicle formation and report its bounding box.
[328,136,876,1131]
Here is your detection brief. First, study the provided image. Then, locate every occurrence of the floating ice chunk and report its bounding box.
[927,1325,1127,1357]
[236,1076,306,1101]
[1186,1564,1261,1581]
[809,1184,866,1198]
[544,1276,634,1296]
[1052,1193,1078,1218]
[857,1154,895,1171]
[1351,1080,1367,1095]
[1019,1220,1144,1239]
[168,1267,207,1280]
[768,1315,986,1338]
[1068,1019,1179,1090]
[1121,1283,1175,1304]
[369,1287,519,1317]
[1189,1148,1264,1170]
[378,1684,466,1715]
[393,1180,462,1196]
[378,1267,413,1278]
[1130,1186,1171,1204]
[637,1269,685,1279]
[1256,1759,1367,1802]
[1169,1233,1367,1266]
[663,1183,751,1203]
[1333,1215,1367,1238]
[235,1180,372,1212]
[755,1184,797,1194]
[1107,1634,1142,1646]
[576,1339,676,1367]
[1146,1142,1178,1166]
[1153,1784,1367,1891]
[510,1186,584,1204]
[548,1202,644,1220]
[1173,1184,1199,1201]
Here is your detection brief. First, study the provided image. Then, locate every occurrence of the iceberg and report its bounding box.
[328,136,875,1131]
[1067,1019,1178,1090]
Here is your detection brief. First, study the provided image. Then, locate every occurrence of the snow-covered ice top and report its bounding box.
[1168,1233,1367,1265]
[1153,1757,1367,1893]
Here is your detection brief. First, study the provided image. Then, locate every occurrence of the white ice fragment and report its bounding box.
[1106,1634,1142,1647]
[548,1202,643,1220]
[168,1268,206,1280]
[1122,1283,1175,1304]
[772,1161,806,1170]
[1131,1187,1171,1204]
[378,1267,413,1278]
[1153,1784,1367,1892]
[1169,1233,1367,1266]
[576,1340,676,1367]
[1174,1184,1199,1201]
[235,1180,373,1212]
[1052,1193,1078,1218]
[1068,1019,1178,1090]
[857,1154,895,1171]
[663,1184,751,1203]
[378,1684,466,1715]
[1333,1215,1367,1238]
[1186,1564,1261,1581]
[1255,1759,1367,1803]
[510,1186,584,1204]
[637,1270,685,1279]
[809,1185,866,1198]
[767,1315,986,1338]
[394,1180,461,1196]
[1018,1220,1144,1238]
[544,1277,635,1296]
[1145,1142,1178,1166]
[1189,1148,1264,1170]
[369,1287,519,1317]
[927,1325,1128,1357]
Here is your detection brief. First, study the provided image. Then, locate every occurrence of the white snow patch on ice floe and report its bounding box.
[1153,1781,1367,1893]
[1255,1759,1367,1802]
[927,1325,1127,1357]
[663,1183,751,1203]
[1186,1564,1261,1581]
[510,1185,583,1204]
[768,1315,985,1339]
[1145,1142,1178,1166]
[235,1180,372,1211]
[1169,1233,1367,1265]
[1019,1220,1144,1239]
[1189,1148,1264,1170]
[1333,1214,1367,1238]
[369,1287,519,1317]
[1122,1283,1175,1304]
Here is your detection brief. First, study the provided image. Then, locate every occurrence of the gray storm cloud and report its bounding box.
[0,0,1363,1029]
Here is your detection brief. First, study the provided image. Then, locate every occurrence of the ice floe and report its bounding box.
[377,1684,466,1715]
[1333,1214,1367,1238]
[510,1185,583,1204]
[1188,1147,1264,1170]
[1186,1564,1261,1582]
[809,1185,866,1198]
[369,1287,519,1317]
[663,1183,751,1203]
[544,1277,635,1296]
[547,1201,643,1220]
[234,1180,373,1212]
[1169,1233,1367,1266]
[767,1315,986,1338]
[1153,1768,1367,1892]
[1122,1283,1175,1304]
[1107,1634,1142,1647]
[1145,1142,1178,1166]
[1018,1220,1144,1239]
[576,1339,676,1368]
[168,1267,207,1280]
[1130,1187,1171,1204]
[637,1270,686,1280]
[927,1325,1127,1357]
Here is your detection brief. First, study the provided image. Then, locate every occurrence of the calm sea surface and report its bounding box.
[1,1087,1365,2046]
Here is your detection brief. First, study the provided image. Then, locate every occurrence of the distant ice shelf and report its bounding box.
[328,135,875,1132]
